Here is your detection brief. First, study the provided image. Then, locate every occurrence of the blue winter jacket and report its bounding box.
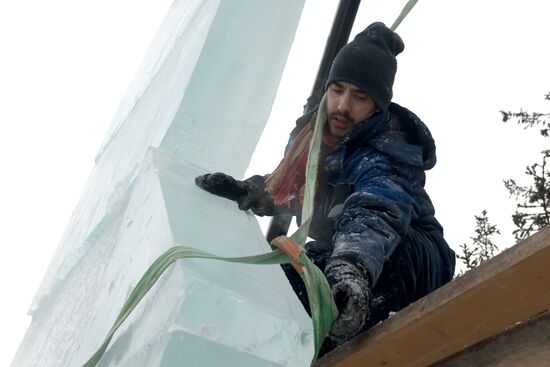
[299,102,455,293]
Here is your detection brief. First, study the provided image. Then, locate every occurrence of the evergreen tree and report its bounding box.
[457,210,500,273]
[501,92,550,241]
[501,92,550,137]
[458,93,549,275]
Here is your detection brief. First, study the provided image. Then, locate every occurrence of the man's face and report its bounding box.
[326,81,378,138]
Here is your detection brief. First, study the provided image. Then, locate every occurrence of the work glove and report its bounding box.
[325,259,371,343]
[195,172,279,216]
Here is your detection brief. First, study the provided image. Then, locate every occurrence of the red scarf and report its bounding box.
[265,113,340,210]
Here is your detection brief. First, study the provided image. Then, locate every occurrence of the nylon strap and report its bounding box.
[391,0,419,31]
[82,95,336,367]
[82,246,326,367]
[82,0,421,357]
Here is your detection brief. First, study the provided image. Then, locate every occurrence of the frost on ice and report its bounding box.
[12,0,314,366]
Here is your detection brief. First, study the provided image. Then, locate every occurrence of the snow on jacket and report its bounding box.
[298,102,455,291]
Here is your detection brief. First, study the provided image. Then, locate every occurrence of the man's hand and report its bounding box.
[195,172,248,202]
[195,173,278,216]
[325,259,371,343]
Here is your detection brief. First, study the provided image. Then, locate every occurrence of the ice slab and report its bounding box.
[13,0,309,365]
[12,148,314,367]
[29,0,305,313]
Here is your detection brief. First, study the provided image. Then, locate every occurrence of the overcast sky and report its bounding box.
[1,1,549,365]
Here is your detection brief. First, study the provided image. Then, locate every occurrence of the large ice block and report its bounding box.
[12,0,311,366]
[12,149,314,366]
[28,0,304,312]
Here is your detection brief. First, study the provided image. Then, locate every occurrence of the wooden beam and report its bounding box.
[314,227,550,367]
[433,311,550,366]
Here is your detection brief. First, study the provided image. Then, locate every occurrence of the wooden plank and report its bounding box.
[433,311,550,367]
[313,227,550,367]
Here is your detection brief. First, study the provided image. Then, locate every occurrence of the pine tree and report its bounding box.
[457,93,549,274]
[501,92,550,137]
[501,92,550,241]
[457,210,500,273]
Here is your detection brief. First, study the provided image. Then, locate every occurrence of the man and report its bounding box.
[195,22,455,349]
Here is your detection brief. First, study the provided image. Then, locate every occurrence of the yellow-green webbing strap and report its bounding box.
[391,0,419,31]
[83,0,418,358]
[82,94,336,367]
[82,246,320,367]
[295,93,326,244]
[289,93,339,353]
[82,0,422,354]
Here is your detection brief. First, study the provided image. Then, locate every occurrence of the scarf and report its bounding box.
[265,106,340,210]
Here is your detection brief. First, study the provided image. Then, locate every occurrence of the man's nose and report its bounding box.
[337,93,352,114]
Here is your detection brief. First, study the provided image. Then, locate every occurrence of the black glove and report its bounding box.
[195,172,282,216]
[325,259,371,343]
[195,172,248,201]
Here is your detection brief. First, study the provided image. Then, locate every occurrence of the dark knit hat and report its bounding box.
[326,22,404,111]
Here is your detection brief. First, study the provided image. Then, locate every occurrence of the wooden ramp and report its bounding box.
[314,227,550,367]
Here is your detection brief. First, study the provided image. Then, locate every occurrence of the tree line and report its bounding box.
[457,92,550,274]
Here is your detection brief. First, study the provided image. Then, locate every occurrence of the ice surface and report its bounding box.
[12,150,313,366]
[29,0,304,312]
[13,0,311,366]
[29,0,221,314]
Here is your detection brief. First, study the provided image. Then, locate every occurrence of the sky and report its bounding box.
[1,0,549,365]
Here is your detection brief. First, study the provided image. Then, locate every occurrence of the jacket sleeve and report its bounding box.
[329,151,415,285]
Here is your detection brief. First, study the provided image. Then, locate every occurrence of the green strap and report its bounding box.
[391,0,419,31]
[82,246,326,367]
[82,0,422,354]
[296,93,327,244]
[83,95,337,367]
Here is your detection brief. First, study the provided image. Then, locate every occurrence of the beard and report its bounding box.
[327,111,355,138]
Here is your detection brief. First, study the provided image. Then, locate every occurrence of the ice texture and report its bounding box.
[12,150,313,366]
[12,0,312,366]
